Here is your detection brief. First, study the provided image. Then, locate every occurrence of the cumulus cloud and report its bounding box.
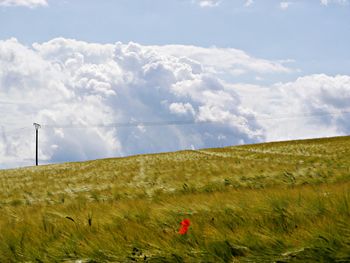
[280,2,291,10]
[169,103,196,116]
[320,0,348,5]
[0,0,47,8]
[1,38,349,169]
[195,0,221,7]
[245,0,254,7]
[0,38,265,168]
[152,45,293,77]
[233,74,350,142]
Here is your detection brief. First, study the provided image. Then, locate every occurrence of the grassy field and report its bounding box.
[0,136,350,262]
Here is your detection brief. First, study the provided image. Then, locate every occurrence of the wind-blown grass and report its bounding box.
[0,136,350,262]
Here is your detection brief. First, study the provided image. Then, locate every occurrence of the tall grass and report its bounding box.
[0,136,349,261]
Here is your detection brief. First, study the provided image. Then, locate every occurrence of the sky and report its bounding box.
[0,0,350,168]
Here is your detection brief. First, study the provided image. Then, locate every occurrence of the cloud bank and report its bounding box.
[233,74,350,141]
[0,38,265,168]
[0,38,349,169]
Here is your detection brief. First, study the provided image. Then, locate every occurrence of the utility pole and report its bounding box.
[33,123,41,166]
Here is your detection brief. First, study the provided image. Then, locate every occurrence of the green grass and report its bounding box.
[0,136,350,262]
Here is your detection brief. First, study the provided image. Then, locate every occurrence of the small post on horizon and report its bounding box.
[33,123,41,166]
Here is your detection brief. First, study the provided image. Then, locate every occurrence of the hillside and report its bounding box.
[0,136,350,262]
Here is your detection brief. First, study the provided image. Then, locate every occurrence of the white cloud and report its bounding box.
[234,74,350,142]
[0,0,47,8]
[245,0,254,7]
[320,0,348,5]
[169,102,195,116]
[0,38,264,168]
[280,2,291,10]
[152,45,293,76]
[195,0,221,7]
[1,38,349,169]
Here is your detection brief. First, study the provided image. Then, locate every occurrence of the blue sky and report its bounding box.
[1,0,349,77]
[1,0,350,168]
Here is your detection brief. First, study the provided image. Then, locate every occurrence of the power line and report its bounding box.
[41,120,212,129]
[0,109,348,167]
[0,100,34,105]
[1,109,349,131]
[40,109,350,129]
[255,109,350,121]
[1,127,31,135]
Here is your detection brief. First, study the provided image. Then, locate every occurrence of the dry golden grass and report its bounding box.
[0,136,349,262]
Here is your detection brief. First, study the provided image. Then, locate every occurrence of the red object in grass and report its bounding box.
[178,219,191,235]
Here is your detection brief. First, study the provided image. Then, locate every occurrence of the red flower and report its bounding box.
[178,219,191,235]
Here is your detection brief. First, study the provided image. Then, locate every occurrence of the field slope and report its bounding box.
[0,136,350,262]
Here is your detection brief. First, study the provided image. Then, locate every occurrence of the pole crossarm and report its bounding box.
[33,123,41,130]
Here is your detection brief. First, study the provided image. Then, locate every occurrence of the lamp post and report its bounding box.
[33,123,41,166]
